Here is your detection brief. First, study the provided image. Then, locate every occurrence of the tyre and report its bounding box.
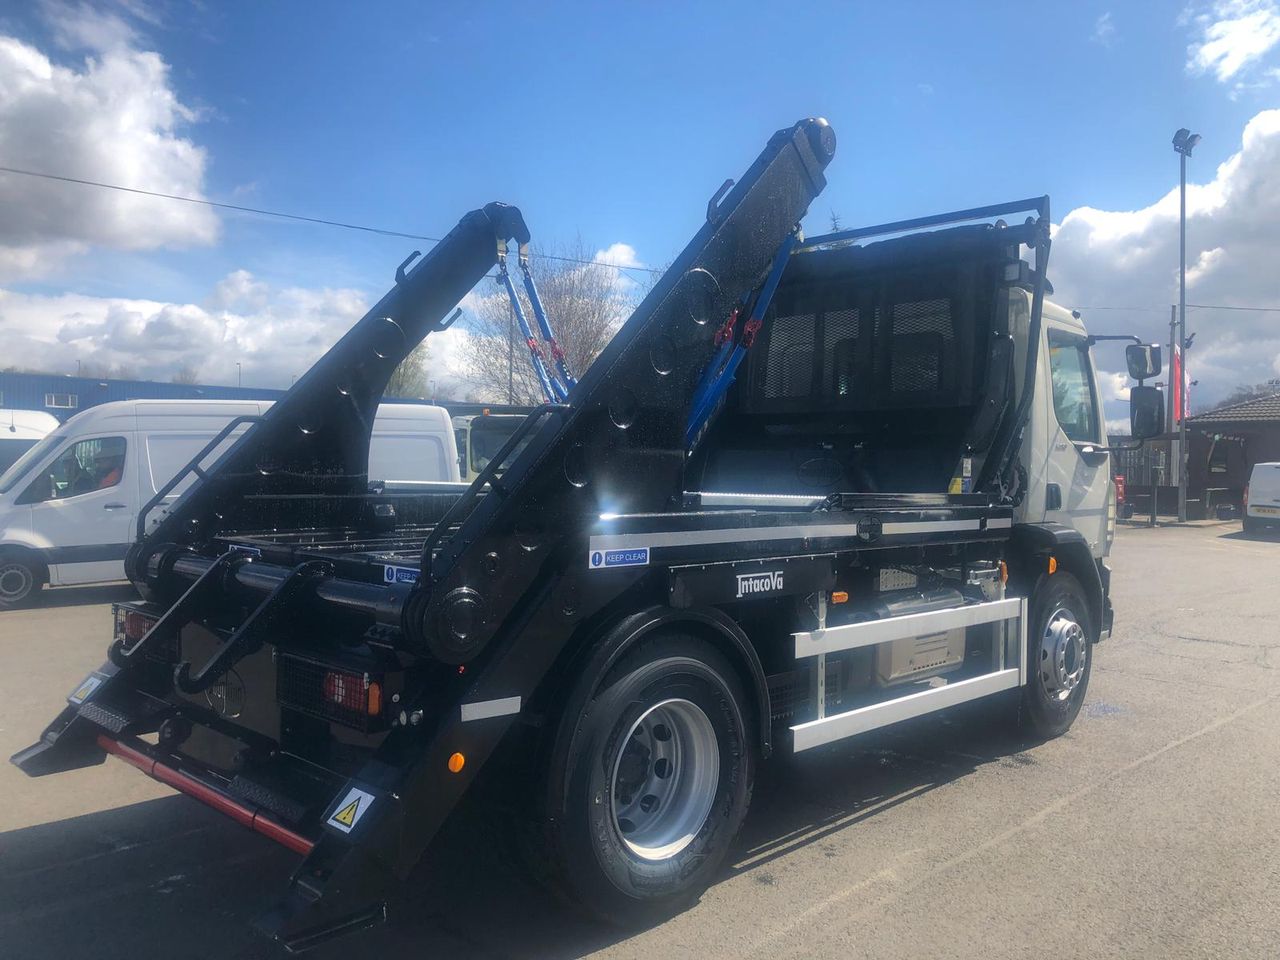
[1021,571,1093,739]
[1243,516,1261,535]
[544,634,753,925]
[0,554,41,609]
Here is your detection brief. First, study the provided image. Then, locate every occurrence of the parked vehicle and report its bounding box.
[0,410,59,473]
[452,411,527,481]
[1243,461,1280,533]
[14,119,1163,949]
[0,400,459,605]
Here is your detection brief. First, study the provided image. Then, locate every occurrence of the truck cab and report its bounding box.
[1020,299,1114,558]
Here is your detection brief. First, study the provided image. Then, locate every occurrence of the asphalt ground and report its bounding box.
[2,521,1277,959]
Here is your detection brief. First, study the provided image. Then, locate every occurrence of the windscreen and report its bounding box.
[0,427,68,494]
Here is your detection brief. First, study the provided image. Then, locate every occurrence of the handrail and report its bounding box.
[135,414,264,541]
[421,403,570,576]
[802,196,1050,248]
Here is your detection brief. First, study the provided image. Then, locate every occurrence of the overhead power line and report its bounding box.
[0,163,662,275]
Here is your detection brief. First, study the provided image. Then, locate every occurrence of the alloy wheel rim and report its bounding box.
[1040,605,1086,701]
[609,697,719,861]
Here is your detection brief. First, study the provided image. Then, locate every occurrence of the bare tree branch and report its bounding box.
[461,238,641,404]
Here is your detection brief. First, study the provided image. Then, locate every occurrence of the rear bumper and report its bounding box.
[97,734,315,856]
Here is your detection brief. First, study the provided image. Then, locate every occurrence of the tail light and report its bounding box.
[278,654,391,732]
[1244,483,1250,509]
[112,604,158,644]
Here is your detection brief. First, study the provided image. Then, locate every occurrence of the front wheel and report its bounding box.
[0,555,40,608]
[545,634,753,925]
[1021,571,1093,739]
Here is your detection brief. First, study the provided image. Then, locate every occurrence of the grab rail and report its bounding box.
[420,403,570,576]
[135,414,264,541]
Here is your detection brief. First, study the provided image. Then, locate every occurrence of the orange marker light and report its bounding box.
[1047,556,1058,575]
[447,752,466,774]
[366,681,382,717]
[830,591,849,604]
[999,560,1009,584]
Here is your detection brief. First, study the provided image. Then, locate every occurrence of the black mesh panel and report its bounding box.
[763,313,816,398]
[822,308,859,399]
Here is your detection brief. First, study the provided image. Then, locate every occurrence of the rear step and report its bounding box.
[97,734,315,856]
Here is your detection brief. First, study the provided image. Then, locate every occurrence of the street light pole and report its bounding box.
[1172,128,1200,523]
[236,361,242,388]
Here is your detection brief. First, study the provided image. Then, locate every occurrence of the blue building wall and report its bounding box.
[0,371,286,421]
[0,371,529,421]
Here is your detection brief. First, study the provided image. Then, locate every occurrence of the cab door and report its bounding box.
[19,434,135,585]
[1040,324,1109,554]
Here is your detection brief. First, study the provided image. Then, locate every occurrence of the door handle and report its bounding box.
[103,502,127,509]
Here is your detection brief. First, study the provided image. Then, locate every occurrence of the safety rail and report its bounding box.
[420,403,571,576]
[135,414,263,541]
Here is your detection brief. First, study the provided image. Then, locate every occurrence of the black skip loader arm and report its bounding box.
[125,201,532,590]
[13,202,531,781]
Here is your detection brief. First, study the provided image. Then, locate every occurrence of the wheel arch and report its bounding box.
[543,604,773,766]
[1006,522,1103,641]
[0,542,49,583]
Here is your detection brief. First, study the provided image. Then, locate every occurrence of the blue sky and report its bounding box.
[2,1,1279,408]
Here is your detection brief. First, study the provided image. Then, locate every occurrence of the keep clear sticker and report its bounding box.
[68,675,103,705]
[326,785,376,834]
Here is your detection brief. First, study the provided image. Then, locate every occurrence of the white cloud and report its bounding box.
[0,19,215,280]
[42,1,139,52]
[1093,11,1116,46]
[0,273,366,389]
[1186,0,1280,82]
[1050,109,1280,417]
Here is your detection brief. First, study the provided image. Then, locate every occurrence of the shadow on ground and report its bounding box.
[1218,527,1280,543]
[34,582,137,609]
[0,699,1035,960]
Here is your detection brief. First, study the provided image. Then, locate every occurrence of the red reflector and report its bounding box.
[123,610,157,641]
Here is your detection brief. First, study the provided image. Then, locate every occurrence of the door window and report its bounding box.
[20,436,127,503]
[1047,332,1100,444]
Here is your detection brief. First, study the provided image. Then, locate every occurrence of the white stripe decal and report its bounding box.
[460,696,522,722]
[881,519,981,534]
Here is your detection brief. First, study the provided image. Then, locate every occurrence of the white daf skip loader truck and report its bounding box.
[15,119,1164,949]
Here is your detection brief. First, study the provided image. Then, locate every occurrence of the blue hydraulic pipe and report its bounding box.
[500,268,559,403]
[684,231,799,447]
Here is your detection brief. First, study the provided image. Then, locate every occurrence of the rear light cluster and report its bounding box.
[277,653,389,733]
[111,604,170,660]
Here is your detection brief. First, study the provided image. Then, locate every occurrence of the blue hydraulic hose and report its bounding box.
[520,264,577,390]
[684,231,799,447]
[500,268,560,403]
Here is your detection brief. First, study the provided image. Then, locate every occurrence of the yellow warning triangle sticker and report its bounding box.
[332,798,360,827]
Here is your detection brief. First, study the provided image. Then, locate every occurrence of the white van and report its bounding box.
[0,400,458,605]
[1244,461,1280,534]
[0,410,60,473]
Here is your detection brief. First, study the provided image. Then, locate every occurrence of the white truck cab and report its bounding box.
[1019,297,1114,559]
[0,400,459,605]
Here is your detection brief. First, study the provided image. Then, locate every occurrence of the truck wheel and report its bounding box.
[547,634,753,925]
[0,555,41,608]
[1021,572,1092,739]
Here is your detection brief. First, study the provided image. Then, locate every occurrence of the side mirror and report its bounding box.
[1130,384,1165,440]
[1126,343,1162,380]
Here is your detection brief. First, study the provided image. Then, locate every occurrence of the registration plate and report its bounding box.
[1252,505,1280,516]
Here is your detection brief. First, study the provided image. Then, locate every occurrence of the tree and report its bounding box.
[171,363,201,384]
[1207,379,1280,412]
[462,239,638,404]
[384,342,431,399]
